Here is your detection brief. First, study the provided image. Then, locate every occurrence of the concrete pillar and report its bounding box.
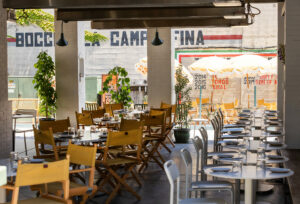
[284,0,300,148]
[0,0,12,158]
[147,28,172,107]
[277,3,285,120]
[55,21,85,126]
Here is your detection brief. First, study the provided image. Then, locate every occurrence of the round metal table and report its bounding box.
[205,165,294,204]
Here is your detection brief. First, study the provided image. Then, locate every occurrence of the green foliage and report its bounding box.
[15,9,107,42]
[85,30,108,43]
[99,67,132,107]
[33,51,57,118]
[175,64,192,129]
[15,9,54,32]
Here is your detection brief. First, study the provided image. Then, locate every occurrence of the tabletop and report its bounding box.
[54,131,107,143]
[205,165,294,180]
[213,152,289,165]
[225,140,287,152]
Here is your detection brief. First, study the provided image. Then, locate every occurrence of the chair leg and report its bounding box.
[131,169,142,187]
[161,141,172,153]
[106,165,141,204]
[166,134,175,148]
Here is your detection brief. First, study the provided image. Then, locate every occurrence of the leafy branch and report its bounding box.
[99,67,132,107]
[15,9,108,43]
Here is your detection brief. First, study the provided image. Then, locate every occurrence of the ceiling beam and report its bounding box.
[3,0,244,9]
[91,18,249,29]
[57,7,246,21]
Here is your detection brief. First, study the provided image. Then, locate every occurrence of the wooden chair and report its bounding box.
[39,118,71,133]
[151,107,175,150]
[75,111,93,129]
[139,112,167,172]
[33,126,65,161]
[104,104,124,116]
[31,143,97,204]
[97,129,142,204]
[1,156,71,204]
[82,108,106,120]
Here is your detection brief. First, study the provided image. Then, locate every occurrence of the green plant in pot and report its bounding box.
[99,66,132,107]
[174,64,192,143]
[33,51,57,120]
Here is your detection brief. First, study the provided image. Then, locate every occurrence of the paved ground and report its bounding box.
[10,124,292,204]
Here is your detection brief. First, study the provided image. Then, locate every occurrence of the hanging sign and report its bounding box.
[194,74,207,90]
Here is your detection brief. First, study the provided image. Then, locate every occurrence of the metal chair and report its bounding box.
[164,160,225,204]
[180,148,234,204]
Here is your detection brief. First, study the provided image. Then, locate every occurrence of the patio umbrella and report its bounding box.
[188,56,230,117]
[230,55,271,108]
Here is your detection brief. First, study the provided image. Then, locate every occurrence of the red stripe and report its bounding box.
[178,53,277,63]
[203,35,243,40]
[7,38,16,42]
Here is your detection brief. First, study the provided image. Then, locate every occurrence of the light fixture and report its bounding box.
[151,28,163,46]
[56,21,68,46]
[213,0,242,7]
[224,15,246,19]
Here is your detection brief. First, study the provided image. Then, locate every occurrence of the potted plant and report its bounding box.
[33,51,57,120]
[174,64,192,143]
[99,66,132,107]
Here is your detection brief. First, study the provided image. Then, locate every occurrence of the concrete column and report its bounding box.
[147,28,172,107]
[277,3,285,120]
[285,0,300,148]
[55,21,85,126]
[0,0,12,158]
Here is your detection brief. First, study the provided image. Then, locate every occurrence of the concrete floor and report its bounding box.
[11,124,292,204]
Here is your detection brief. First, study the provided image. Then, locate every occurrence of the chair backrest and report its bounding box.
[33,126,59,160]
[67,142,97,167]
[140,112,166,137]
[199,127,209,165]
[161,102,177,124]
[104,103,124,116]
[12,156,70,204]
[257,99,265,107]
[180,148,193,199]
[82,108,105,119]
[15,156,69,187]
[104,129,143,161]
[164,160,180,204]
[210,118,219,151]
[192,136,205,182]
[39,118,71,133]
[218,108,224,128]
[120,118,143,131]
[75,111,93,129]
[15,109,37,117]
[67,143,97,188]
[151,107,172,128]
[196,98,209,104]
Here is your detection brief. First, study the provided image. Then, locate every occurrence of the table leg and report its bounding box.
[235,179,240,204]
[245,179,257,204]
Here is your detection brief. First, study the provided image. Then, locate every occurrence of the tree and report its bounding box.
[15,9,107,43]
[99,67,132,107]
[33,51,57,118]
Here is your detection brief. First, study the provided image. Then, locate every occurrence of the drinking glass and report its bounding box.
[257,147,265,160]
[232,161,242,172]
[256,158,266,172]
[78,129,85,137]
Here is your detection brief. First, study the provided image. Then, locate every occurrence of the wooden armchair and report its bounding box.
[75,111,93,129]
[32,143,97,204]
[1,156,71,204]
[33,126,65,161]
[97,129,142,204]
